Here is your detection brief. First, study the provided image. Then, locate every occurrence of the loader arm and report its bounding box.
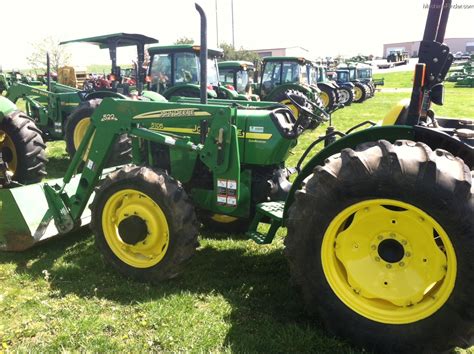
[45,97,242,233]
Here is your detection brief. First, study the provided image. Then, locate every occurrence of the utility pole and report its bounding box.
[215,0,219,47]
[231,0,235,48]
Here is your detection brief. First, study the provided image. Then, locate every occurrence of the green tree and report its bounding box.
[219,42,260,64]
[174,37,195,45]
[27,36,71,72]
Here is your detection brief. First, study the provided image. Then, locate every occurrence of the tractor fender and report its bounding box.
[140,90,167,102]
[163,84,217,99]
[317,82,339,90]
[0,96,18,121]
[267,84,313,101]
[341,82,355,89]
[84,90,128,101]
[217,85,239,100]
[283,125,474,220]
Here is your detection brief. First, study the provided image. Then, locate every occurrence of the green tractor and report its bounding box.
[3,33,164,160]
[315,64,353,106]
[217,60,260,101]
[336,64,373,103]
[146,44,248,101]
[0,2,472,353]
[249,56,331,117]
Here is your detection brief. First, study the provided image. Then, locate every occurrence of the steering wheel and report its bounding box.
[286,92,328,134]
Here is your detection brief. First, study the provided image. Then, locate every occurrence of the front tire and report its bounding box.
[90,165,199,282]
[317,85,337,111]
[285,140,473,353]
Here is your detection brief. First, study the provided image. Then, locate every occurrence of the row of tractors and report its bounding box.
[0,1,471,352]
[1,33,383,164]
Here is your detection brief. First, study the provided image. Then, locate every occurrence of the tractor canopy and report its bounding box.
[147,44,223,59]
[60,33,158,49]
[218,61,256,94]
[61,33,159,93]
[218,61,255,71]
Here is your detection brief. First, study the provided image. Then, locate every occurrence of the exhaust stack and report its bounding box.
[195,3,208,105]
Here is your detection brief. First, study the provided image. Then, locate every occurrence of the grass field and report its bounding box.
[1,75,473,352]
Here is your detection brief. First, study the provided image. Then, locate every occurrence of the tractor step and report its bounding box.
[246,201,284,244]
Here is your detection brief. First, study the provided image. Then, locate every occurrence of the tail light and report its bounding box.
[207,84,213,90]
[225,84,235,91]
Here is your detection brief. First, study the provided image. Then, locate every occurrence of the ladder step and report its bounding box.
[246,201,285,245]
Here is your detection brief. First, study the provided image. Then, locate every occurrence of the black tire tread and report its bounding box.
[285,139,473,353]
[90,165,199,282]
[0,111,47,184]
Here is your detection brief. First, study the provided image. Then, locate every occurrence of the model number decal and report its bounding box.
[101,113,118,122]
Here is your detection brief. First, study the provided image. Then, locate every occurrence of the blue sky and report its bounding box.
[2,0,473,69]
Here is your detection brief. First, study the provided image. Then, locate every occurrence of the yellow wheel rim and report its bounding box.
[211,214,238,223]
[320,92,329,108]
[0,129,18,175]
[354,87,362,101]
[322,199,456,324]
[73,117,94,160]
[279,99,300,118]
[102,189,170,268]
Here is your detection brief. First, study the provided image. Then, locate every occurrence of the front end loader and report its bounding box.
[0,1,472,353]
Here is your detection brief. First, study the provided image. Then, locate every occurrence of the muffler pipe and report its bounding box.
[195,3,208,105]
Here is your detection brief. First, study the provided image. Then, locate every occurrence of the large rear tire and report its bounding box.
[90,165,199,282]
[317,85,337,112]
[0,111,47,184]
[337,87,354,106]
[285,140,473,353]
[65,99,131,165]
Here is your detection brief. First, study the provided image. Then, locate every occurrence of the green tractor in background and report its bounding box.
[250,56,330,116]
[315,64,354,106]
[217,60,260,101]
[146,44,248,101]
[3,33,164,161]
[336,63,373,103]
[0,1,472,353]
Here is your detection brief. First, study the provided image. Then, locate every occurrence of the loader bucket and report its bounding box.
[0,174,92,251]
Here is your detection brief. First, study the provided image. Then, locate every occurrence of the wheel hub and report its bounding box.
[1,146,13,163]
[118,215,148,245]
[378,238,404,263]
[102,189,170,268]
[322,199,456,324]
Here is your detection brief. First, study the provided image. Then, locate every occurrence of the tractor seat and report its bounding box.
[381,98,409,126]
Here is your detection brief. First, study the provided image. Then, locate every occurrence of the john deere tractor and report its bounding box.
[4,34,164,160]
[315,64,353,106]
[217,60,260,101]
[337,63,373,102]
[146,44,248,101]
[0,2,472,353]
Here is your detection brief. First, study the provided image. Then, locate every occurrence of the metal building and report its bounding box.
[383,38,474,57]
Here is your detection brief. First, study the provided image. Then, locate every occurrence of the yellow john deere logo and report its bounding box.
[133,108,211,120]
